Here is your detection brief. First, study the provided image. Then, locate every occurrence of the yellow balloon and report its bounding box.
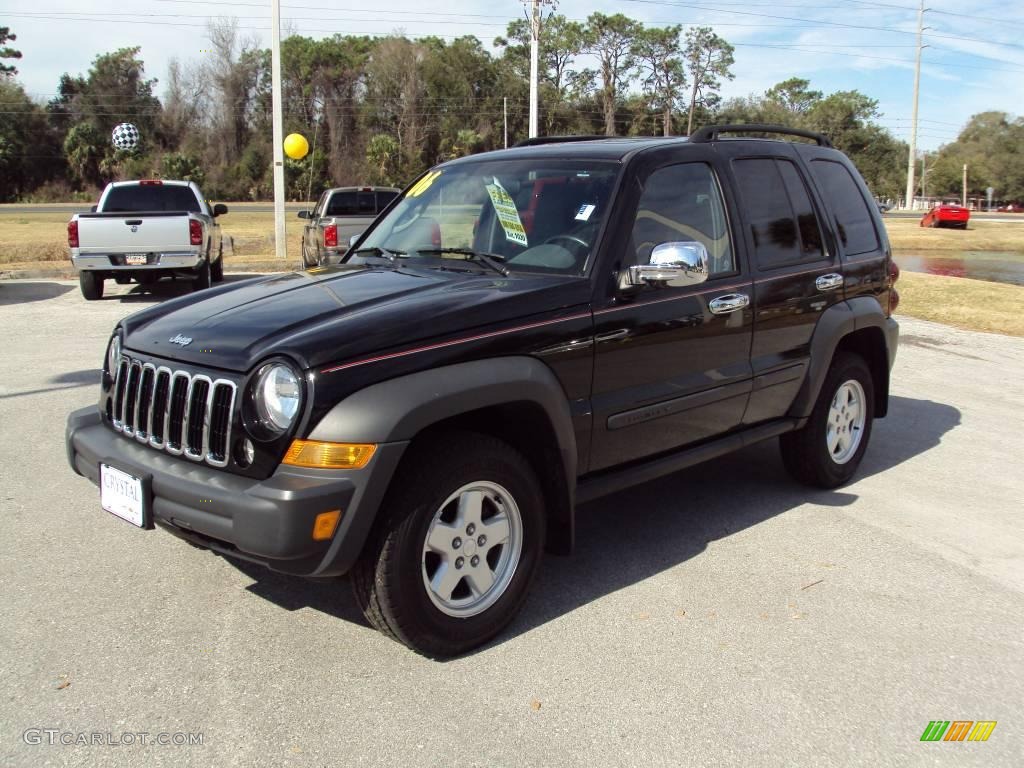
[284,133,309,160]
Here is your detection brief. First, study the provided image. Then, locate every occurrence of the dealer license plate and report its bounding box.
[125,253,148,265]
[100,464,146,528]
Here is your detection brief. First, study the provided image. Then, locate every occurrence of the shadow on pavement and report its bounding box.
[0,282,74,305]
[224,395,962,652]
[0,368,100,401]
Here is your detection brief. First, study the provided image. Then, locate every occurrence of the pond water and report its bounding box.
[894,252,1024,287]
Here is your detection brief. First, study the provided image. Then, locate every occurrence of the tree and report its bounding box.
[926,112,1024,201]
[364,37,429,180]
[683,27,734,134]
[584,13,642,136]
[0,79,64,200]
[1,27,21,77]
[765,78,822,115]
[633,26,686,136]
[47,47,162,190]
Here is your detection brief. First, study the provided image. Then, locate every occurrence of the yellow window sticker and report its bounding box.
[408,170,442,198]
[485,178,529,247]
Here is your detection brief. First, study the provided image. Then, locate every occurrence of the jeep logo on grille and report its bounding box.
[169,334,193,347]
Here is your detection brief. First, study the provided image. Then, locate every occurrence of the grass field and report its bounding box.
[896,271,1024,337]
[2,206,1022,337]
[882,216,1024,252]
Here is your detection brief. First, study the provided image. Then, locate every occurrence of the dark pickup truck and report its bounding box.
[67,125,899,657]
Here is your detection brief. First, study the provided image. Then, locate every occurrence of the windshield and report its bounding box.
[349,159,621,275]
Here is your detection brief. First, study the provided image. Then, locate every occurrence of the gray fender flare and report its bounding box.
[788,297,894,419]
[310,356,578,555]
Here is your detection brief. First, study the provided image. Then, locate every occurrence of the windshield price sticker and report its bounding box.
[575,203,596,221]
[485,179,529,247]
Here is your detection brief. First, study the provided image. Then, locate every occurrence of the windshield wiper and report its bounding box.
[415,247,510,277]
[351,246,407,262]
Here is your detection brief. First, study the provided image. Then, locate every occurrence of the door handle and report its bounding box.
[595,328,630,343]
[709,293,750,315]
[815,273,844,291]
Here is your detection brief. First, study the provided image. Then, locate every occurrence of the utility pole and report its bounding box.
[528,0,540,138]
[962,163,968,207]
[504,97,509,148]
[921,153,927,200]
[270,0,286,259]
[904,0,926,211]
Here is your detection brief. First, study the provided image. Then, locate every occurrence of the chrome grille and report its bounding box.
[111,356,236,467]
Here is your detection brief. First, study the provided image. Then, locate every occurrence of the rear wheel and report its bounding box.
[79,272,103,300]
[780,352,875,488]
[211,247,224,282]
[192,259,211,291]
[301,242,317,268]
[352,431,545,657]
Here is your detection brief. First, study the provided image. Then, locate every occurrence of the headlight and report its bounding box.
[106,331,122,375]
[253,363,301,433]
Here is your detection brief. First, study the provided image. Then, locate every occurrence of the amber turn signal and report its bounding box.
[312,510,342,541]
[282,440,376,469]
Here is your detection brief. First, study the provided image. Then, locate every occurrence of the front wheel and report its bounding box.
[352,431,545,657]
[79,272,103,300]
[780,352,875,488]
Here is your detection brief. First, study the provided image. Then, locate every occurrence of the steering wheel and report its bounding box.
[543,234,590,252]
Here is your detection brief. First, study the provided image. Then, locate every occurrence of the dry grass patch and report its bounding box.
[883,217,1024,252]
[897,270,1024,337]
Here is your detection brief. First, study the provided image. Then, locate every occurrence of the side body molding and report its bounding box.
[788,296,897,419]
[310,356,579,553]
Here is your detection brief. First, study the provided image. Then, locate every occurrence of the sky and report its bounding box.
[4,0,1024,151]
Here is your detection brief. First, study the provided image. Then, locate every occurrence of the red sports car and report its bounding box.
[921,203,970,229]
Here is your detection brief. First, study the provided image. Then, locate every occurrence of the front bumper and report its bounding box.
[72,251,203,271]
[66,407,407,577]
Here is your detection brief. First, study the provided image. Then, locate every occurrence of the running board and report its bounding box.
[575,419,800,504]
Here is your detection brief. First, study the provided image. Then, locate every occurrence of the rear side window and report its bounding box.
[103,185,201,213]
[809,160,880,256]
[732,158,825,269]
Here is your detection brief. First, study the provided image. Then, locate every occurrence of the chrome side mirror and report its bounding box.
[621,241,710,290]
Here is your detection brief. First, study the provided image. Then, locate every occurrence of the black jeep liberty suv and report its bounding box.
[67,125,900,657]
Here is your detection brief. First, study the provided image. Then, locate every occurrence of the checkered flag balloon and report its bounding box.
[111,122,140,151]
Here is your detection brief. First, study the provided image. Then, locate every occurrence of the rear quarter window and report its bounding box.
[809,160,881,256]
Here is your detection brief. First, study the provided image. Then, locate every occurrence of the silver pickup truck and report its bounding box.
[298,186,399,267]
[68,180,227,300]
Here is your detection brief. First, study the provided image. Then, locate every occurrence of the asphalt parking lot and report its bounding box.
[2,278,1022,767]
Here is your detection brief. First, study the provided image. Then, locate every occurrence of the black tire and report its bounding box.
[192,259,211,291]
[351,431,545,657]
[780,352,875,489]
[79,272,103,300]
[211,248,224,282]
[301,242,317,269]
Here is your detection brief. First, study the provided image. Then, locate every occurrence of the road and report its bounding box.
[1,279,1022,767]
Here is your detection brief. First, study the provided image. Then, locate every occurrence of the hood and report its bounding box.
[120,265,590,372]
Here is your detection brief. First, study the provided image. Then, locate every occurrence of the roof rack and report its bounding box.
[513,135,616,148]
[689,124,833,148]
